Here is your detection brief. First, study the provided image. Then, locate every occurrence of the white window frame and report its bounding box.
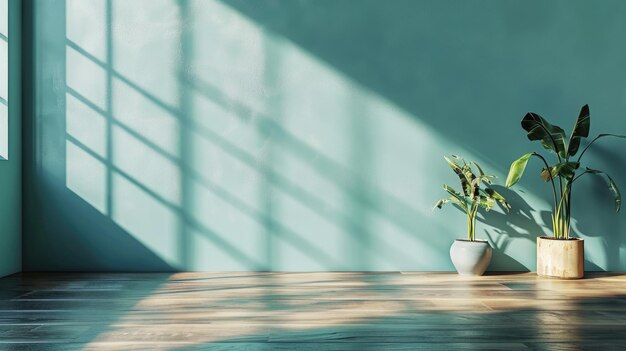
[0,0,9,160]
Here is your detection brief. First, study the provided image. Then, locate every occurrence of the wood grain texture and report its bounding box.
[1,272,626,350]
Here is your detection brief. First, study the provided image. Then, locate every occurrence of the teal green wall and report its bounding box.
[23,0,626,271]
[0,0,21,277]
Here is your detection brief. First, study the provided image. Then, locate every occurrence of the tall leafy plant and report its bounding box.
[435,155,510,241]
[506,104,625,239]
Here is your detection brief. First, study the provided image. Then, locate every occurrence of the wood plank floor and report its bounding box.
[1,272,626,350]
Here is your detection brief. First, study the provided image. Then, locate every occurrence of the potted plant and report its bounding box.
[505,104,625,279]
[435,155,510,276]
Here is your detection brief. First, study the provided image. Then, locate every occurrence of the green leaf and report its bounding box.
[450,154,465,163]
[485,188,511,211]
[471,161,485,176]
[471,161,495,185]
[567,104,590,157]
[521,112,567,159]
[540,162,580,181]
[434,197,460,210]
[506,152,534,188]
[443,184,468,211]
[445,156,475,197]
[585,168,622,212]
[477,195,495,211]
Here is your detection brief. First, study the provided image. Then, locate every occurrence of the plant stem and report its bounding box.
[576,135,601,163]
[577,134,626,163]
[537,123,563,164]
[563,186,569,239]
[572,170,590,184]
[467,203,477,241]
[532,153,559,226]
[565,179,573,239]
[558,176,564,215]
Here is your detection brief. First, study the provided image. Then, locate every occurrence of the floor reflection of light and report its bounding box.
[81,272,626,349]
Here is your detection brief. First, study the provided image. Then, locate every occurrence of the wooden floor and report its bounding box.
[1,272,626,350]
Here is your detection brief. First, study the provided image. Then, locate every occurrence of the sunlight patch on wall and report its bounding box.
[66,45,107,110]
[189,127,262,213]
[190,94,265,164]
[112,0,181,108]
[0,0,6,37]
[66,93,107,157]
[112,124,181,206]
[66,0,106,62]
[188,178,266,270]
[112,173,181,266]
[112,77,180,158]
[189,0,268,117]
[66,140,108,214]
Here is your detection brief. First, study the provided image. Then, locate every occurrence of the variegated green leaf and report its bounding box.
[434,197,455,210]
[443,184,468,211]
[477,195,495,211]
[485,188,511,211]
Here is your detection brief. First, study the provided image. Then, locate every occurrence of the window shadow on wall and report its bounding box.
[26,0,486,272]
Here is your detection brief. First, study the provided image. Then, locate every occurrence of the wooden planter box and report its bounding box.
[537,236,584,279]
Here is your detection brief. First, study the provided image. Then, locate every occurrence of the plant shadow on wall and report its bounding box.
[221,0,626,269]
[574,142,626,270]
[481,186,544,271]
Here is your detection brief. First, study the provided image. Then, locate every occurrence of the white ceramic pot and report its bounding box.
[449,239,492,276]
[536,236,584,279]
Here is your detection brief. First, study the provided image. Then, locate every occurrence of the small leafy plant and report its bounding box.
[435,155,510,241]
[505,104,625,239]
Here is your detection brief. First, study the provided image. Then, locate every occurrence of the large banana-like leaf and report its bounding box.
[445,156,475,197]
[443,184,468,211]
[506,152,534,188]
[444,156,467,195]
[476,195,495,211]
[567,104,590,157]
[585,168,621,212]
[540,161,580,181]
[521,112,567,159]
[461,162,480,198]
[471,161,495,185]
[485,188,511,211]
